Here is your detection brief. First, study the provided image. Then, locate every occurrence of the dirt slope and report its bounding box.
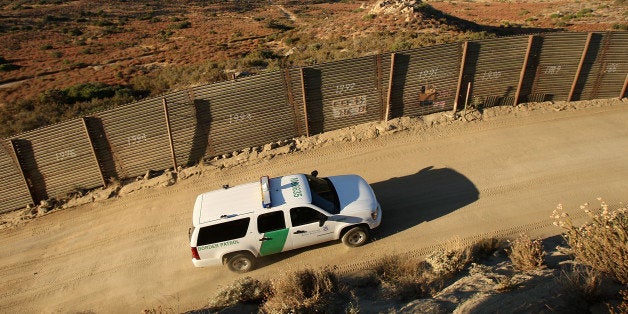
[1,99,627,312]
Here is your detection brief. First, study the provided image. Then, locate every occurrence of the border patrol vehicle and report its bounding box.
[189,171,382,272]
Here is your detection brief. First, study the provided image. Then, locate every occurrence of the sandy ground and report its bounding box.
[1,98,627,313]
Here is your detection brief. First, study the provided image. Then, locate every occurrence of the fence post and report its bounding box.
[568,32,593,102]
[283,68,302,136]
[162,98,178,171]
[621,73,628,100]
[9,139,36,205]
[453,41,469,115]
[385,53,396,121]
[514,35,535,106]
[299,67,310,137]
[81,118,107,187]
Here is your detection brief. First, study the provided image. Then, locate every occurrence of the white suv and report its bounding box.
[189,172,382,272]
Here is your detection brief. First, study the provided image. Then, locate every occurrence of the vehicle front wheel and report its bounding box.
[341,226,370,247]
[226,253,255,273]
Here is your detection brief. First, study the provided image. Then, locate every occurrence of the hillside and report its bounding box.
[0,0,626,136]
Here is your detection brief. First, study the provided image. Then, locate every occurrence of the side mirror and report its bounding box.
[311,170,318,177]
[319,214,328,227]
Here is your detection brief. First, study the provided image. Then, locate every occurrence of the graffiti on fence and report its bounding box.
[331,95,367,118]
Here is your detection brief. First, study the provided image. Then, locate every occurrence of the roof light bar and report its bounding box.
[260,176,272,208]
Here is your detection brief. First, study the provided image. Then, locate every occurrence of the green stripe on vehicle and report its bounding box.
[259,228,289,256]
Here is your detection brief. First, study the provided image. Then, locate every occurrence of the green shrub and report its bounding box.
[168,21,191,30]
[0,64,18,71]
[265,19,294,31]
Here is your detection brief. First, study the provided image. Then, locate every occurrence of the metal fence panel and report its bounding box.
[525,32,590,102]
[10,119,103,201]
[381,43,462,119]
[163,90,200,167]
[93,97,172,179]
[465,36,531,107]
[0,141,33,212]
[192,71,298,157]
[302,55,384,134]
[579,32,628,100]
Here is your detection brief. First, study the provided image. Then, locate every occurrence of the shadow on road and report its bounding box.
[372,166,479,238]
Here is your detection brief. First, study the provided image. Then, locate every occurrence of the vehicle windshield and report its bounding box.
[306,175,340,214]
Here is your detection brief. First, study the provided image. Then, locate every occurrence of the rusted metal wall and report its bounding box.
[578,32,628,100]
[0,141,33,212]
[164,90,199,168]
[463,36,531,107]
[382,43,462,119]
[92,97,172,179]
[192,71,299,157]
[1,32,626,213]
[300,55,385,134]
[526,32,590,102]
[10,119,103,202]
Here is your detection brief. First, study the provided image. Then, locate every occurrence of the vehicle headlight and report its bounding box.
[371,206,379,220]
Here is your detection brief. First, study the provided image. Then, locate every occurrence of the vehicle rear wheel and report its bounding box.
[226,253,255,273]
[341,226,370,247]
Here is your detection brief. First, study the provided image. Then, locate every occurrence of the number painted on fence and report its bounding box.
[418,67,439,81]
[56,149,76,161]
[335,83,356,95]
[604,63,618,73]
[127,133,147,146]
[481,71,502,81]
[544,65,562,75]
[331,95,367,118]
[229,113,253,124]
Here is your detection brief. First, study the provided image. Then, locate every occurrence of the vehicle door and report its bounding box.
[287,206,335,250]
[256,210,290,256]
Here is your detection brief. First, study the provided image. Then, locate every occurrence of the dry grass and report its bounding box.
[552,199,628,284]
[559,265,603,303]
[262,267,341,313]
[507,234,546,271]
[207,276,270,309]
[202,238,503,311]
[372,254,438,300]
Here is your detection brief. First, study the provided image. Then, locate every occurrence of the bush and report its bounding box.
[372,254,438,300]
[552,199,628,284]
[168,21,191,30]
[507,234,545,271]
[262,268,340,313]
[207,276,270,310]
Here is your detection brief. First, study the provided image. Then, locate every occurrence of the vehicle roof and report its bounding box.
[193,174,312,226]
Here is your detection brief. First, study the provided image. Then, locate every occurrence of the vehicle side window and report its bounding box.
[257,211,286,233]
[197,218,250,246]
[290,207,323,227]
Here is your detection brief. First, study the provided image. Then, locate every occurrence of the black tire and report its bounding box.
[341,226,370,247]
[226,253,255,273]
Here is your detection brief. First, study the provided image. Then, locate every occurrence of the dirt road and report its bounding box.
[1,99,627,313]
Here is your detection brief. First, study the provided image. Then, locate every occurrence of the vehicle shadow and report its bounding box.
[371,166,479,238]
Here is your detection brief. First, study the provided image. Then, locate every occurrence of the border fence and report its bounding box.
[1,32,627,213]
